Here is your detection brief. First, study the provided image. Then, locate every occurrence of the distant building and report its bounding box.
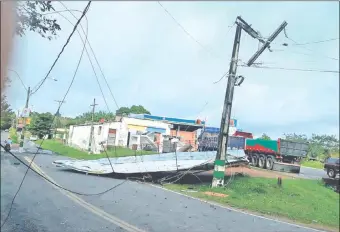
[67,114,205,154]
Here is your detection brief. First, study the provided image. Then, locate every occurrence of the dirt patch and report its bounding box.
[206,166,299,179]
[203,192,228,198]
[227,166,300,179]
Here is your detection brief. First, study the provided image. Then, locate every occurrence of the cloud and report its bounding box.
[7,1,339,139]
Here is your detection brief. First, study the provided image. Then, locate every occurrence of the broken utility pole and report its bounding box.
[212,16,287,188]
[88,98,98,153]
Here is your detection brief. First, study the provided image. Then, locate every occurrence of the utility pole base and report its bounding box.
[211,159,225,188]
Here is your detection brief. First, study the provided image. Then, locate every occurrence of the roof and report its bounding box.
[128,114,205,127]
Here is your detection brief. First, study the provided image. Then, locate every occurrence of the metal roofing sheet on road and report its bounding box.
[53,151,248,174]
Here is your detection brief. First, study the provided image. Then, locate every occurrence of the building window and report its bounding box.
[98,126,102,135]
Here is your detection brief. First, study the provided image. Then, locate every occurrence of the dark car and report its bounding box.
[324,157,340,178]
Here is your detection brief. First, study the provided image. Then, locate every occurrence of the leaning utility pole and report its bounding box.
[88,98,98,153]
[54,100,66,138]
[19,86,31,153]
[212,16,287,187]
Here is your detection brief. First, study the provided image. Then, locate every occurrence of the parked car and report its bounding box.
[324,157,340,178]
[4,129,9,132]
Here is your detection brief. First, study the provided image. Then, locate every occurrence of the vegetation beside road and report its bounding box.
[35,139,155,160]
[165,176,339,229]
[301,160,324,169]
[9,127,18,143]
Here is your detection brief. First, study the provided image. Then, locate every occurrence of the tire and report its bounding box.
[258,156,266,169]
[327,169,336,178]
[251,155,258,167]
[266,156,274,170]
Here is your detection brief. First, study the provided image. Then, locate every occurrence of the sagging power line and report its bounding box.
[30,2,91,95]
[1,2,92,229]
[239,64,339,74]
[58,1,120,110]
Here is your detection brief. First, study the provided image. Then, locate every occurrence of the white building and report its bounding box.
[67,117,171,154]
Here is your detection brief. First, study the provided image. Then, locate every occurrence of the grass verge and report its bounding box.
[35,139,155,160]
[301,160,324,169]
[165,176,339,229]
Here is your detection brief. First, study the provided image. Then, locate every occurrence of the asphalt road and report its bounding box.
[299,166,328,179]
[1,151,324,232]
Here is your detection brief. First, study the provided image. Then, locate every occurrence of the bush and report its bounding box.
[9,127,18,143]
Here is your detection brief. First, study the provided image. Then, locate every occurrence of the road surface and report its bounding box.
[1,151,324,232]
[299,166,328,179]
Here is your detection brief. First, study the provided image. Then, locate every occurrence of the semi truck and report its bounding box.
[245,138,309,170]
[198,131,309,172]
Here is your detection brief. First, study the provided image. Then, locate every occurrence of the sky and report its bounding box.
[6,1,339,139]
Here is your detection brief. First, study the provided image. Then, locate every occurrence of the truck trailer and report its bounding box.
[245,138,309,171]
[198,132,309,173]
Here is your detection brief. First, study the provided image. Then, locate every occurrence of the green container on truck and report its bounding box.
[245,138,309,170]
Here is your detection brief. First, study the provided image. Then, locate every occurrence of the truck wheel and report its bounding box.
[258,156,266,169]
[327,169,336,178]
[266,157,274,170]
[251,155,258,167]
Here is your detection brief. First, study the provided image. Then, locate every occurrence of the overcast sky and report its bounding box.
[6,1,339,139]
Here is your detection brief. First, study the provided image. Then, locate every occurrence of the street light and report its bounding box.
[48,77,58,81]
[7,69,27,91]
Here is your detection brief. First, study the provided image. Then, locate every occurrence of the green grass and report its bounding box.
[9,127,18,143]
[165,176,339,229]
[301,160,324,169]
[35,139,155,160]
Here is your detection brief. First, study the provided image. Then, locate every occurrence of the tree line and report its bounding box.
[1,103,151,139]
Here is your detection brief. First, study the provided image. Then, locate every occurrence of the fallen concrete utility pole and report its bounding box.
[212,16,287,187]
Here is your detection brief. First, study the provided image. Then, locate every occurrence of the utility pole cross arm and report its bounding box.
[247,21,288,66]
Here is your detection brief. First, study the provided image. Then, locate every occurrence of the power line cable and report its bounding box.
[42,6,120,174]
[283,28,338,61]
[45,7,112,113]
[157,1,224,60]
[0,145,125,196]
[213,72,228,84]
[30,2,91,95]
[290,38,339,46]
[58,1,120,110]
[1,2,92,228]
[7,69,28,91]
[240,64,339,73]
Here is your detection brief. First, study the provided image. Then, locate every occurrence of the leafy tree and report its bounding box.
[115,107,130,116]
[284,133,339,160]
[28,112,54,139]
[283,133,308,142]
[71,111,115,125]
[116,105,151,116]
[260,133,271,140]
[16,1,61,40]
[0,95,15,130]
